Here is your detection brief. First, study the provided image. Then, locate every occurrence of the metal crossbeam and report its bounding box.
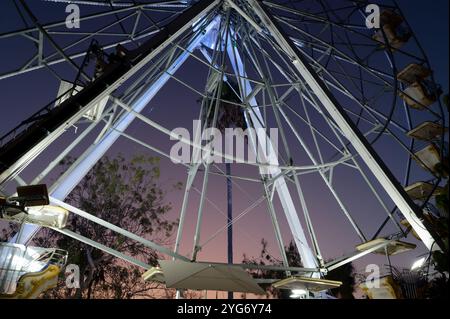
[50,197,191,262]
[248,0,444,252]
[0,0,219,186]
[11,4,221,245]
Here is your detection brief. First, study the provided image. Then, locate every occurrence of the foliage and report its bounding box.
[34,154,180,299]
[0,222,18,243]
[325,263,355,299]
[424,274,449,299]
[443,94,449,113]
[423,93,450,297]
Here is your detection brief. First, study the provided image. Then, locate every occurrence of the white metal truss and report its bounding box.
[0,0,447,295]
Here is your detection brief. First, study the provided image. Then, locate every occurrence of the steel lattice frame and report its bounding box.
[0,0,447,292]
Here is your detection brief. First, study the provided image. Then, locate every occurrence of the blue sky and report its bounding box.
[399,0,449,92]
[0,0,448,283]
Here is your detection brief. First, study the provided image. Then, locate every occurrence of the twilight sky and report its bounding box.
[0,0,448,287]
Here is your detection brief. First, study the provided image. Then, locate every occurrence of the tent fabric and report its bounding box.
[158,260,265,294]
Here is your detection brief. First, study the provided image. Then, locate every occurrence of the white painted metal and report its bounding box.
[1,0,445,287]
[11,7,221,245]
[225,28,319,271]
[50,197,190,261]
[248,0,441,251]
[0,0,220,186]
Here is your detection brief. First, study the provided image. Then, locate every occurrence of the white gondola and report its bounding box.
[1,184,69,229]
[355,238,416,256]
[373,10,411,51]
[272,276,342,293]
[143,260,265,295]
[401,211,432,241]
[360,275,402,299]
[405,181,445,201]
[398,63,431,84]
[407,121,447,142]
[397,62,442,109]
[399,81,440,109]
[413,144,444,175]
[1,205,69,229]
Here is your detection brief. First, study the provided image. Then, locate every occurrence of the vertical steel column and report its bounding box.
[225,29,319,271]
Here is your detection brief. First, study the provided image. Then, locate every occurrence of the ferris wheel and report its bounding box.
[0,0,447,298]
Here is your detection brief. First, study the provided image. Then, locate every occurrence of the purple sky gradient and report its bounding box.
[0,0,448,283]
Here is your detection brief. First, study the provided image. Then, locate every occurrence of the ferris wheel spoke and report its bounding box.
[0,0,446,289]
[268,4,377,43]
[40,0,189,7]
[273,15,393,82]
[0,1,188,81]
[244,29,390,141]
[244,39,369,240]
[291,79,405,236]
[296,46,414,136]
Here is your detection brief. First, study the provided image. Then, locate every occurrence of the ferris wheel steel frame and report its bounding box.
[0,0,447,287]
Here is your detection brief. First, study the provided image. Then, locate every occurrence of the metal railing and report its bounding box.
[0,242,67,294]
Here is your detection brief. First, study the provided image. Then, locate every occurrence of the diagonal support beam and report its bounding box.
[0,0,220,186]
[50,197,191,262]
[54,228,150,269]
[9,2,221,245]
[248,0,444,252]
[222,27,319,271]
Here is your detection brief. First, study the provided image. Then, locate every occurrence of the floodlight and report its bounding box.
[411,257,426,271]
[292,289,307,295]
[16,184,49,207]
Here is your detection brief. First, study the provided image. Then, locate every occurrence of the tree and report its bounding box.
[325,263,355,299]
[424,93,449,297]
[34,154,180,299]
[242,239,299,299]
[0,222,17,243]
